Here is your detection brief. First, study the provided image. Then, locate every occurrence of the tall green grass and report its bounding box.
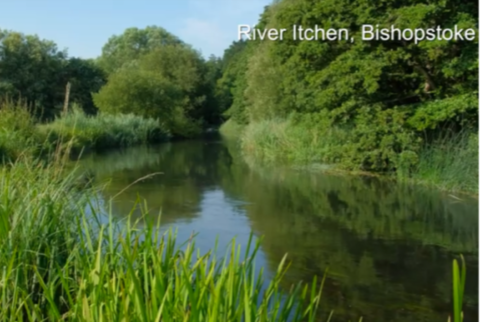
[404,131,478,193]
[0,156,325,321]
[0,100,172,162]
[239,119,478,193]
[240,119,335,165]
[0,99,42,161]
[38,106,171,154]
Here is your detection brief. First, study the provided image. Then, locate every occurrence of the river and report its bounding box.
[78,136,478,322]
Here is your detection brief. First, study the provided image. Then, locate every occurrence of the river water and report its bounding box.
[78,137,478,322]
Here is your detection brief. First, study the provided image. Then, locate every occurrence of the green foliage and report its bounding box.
[406,131,478,192]
[63,58,107,115]
[219,119,246,138]
[218,0,478,186]
[216,40,253,124]
[0,30,67,119]
[92,67,181,122]
[0,159,325,321]
[98,26,184,74]
[202,55,225,125]
[39,107,170,154]
[0,99,41,161]
[241,117,344,165]
[0,30,106,119]
[240,117,478,192]
[0,25,224,139]
[94,43,218,137]
[95,26,225,132]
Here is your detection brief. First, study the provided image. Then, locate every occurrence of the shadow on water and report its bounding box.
[78,137,478,322]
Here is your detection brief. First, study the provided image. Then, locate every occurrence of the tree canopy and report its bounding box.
[219,0,478,171]
[0,29,105,119]
[0,0,477,163]
[97,26,184,74]
[93,27,224,137]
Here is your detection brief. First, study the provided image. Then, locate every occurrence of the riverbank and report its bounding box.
[220,119,478,195]
[0,101,173,162]
[0,114,469,320]
[0,148,327,321]
[0,102,327,321]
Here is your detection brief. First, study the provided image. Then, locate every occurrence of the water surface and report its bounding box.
[79,138,479,322]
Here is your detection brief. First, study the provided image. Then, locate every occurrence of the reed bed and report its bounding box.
[38,106,171,154]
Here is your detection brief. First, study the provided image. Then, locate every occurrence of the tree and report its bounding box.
[98,26,184,75]
[221,0,478,170]
[202,55,224,125]
[94,44,213,137]
[93,65,180,120]
[0,30,107,118]
[63,58,106,114]
[0,29,67,119]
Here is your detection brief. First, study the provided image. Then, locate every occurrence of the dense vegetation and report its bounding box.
[0,26,223,139]
[218,0,479,192]
[0,156,328,321]
[0,0,474,320]
[1,0,478,191]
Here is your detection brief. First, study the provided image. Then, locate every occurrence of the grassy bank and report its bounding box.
[0,155,327,321]
[223,119,478,194]
[0,101,171,162]
[0,105,469,321]
[0,148,468,322]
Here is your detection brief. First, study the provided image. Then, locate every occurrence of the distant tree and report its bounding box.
[215,40,252,123]
[202,55,225,125]
[98,26,184,75]
[219,0,478,170]
[0,30,107,118]
[63,58,106,115]
[0,29,67,119]
[94,44,214,137]
[93,65,181,120]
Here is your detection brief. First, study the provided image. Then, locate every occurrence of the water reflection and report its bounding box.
[79,138,478,322]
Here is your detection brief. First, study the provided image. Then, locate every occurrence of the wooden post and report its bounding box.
[63,82,71,115]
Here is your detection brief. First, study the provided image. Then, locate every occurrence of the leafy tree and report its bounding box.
[0,30,67,119]
[63,58,107,115]
[0,30,106,118]
[94,44,213,137]
[224,0,478,171]
[216,40,252,124]
[98,26,184,74]
[202,55,225,125]
[93,65,180,120]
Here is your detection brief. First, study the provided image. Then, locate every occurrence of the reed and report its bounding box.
[0,157,324,321]
[38,106,171,154]
[449,255,467,322]
[0,148,469,321]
